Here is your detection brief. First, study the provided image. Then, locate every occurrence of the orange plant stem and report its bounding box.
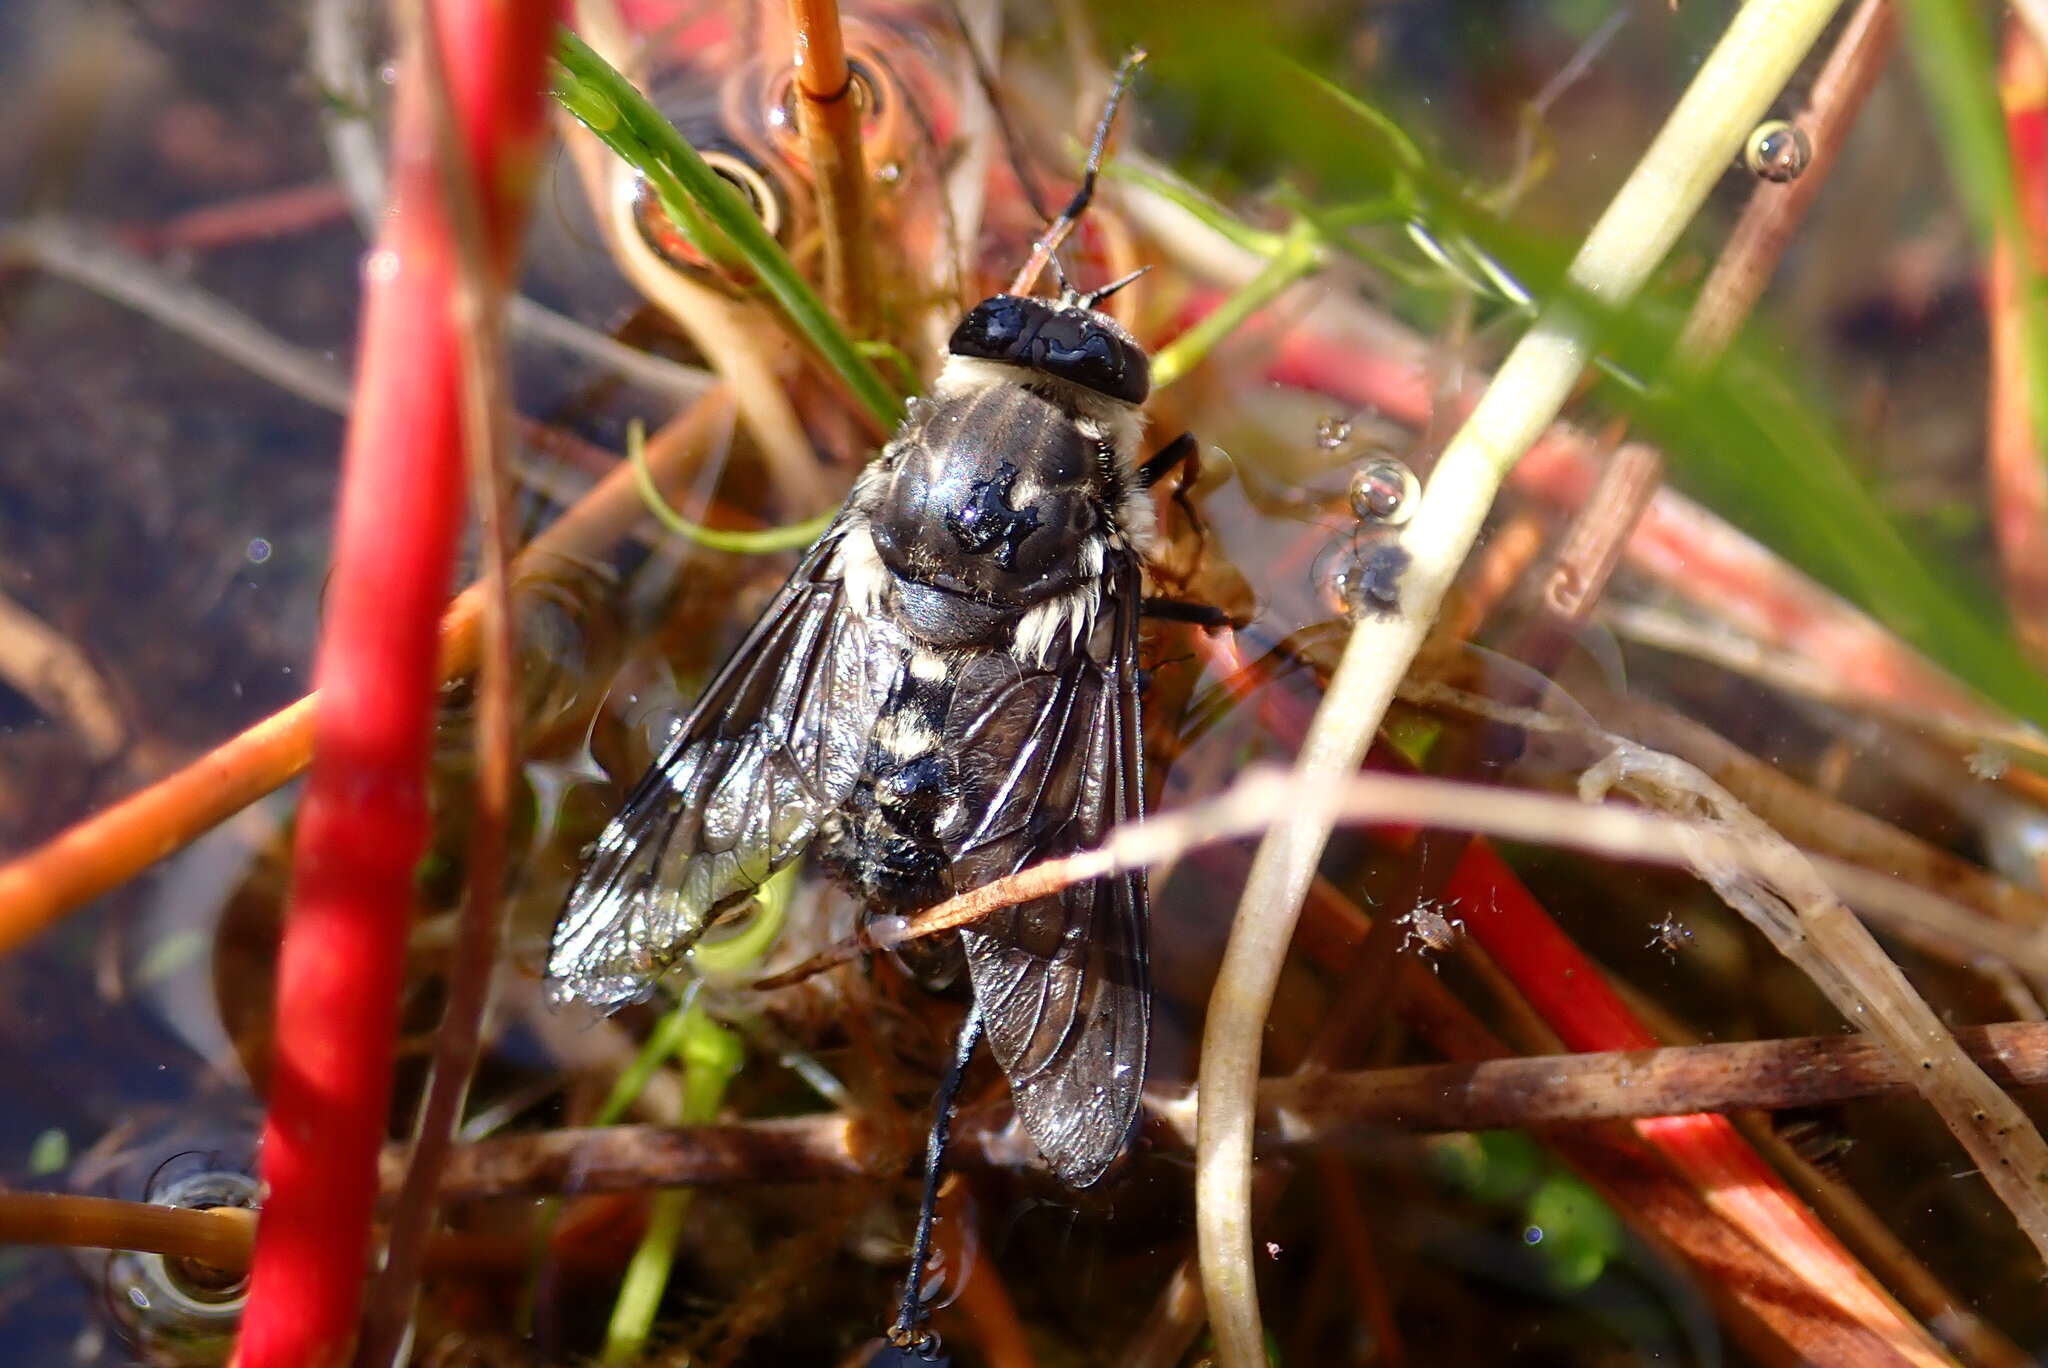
[0,385,735,960]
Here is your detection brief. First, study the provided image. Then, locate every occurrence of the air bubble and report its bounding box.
[1348,457,1420,526]
[1744,121,1811,183]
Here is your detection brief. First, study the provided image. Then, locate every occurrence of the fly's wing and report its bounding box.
[949,553,1148,1186]
[548,526,884,1009]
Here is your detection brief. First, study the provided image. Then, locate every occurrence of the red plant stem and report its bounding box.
[1992,18,2048,663]
[1180,632,1947,1364]
[1443,842,1940,1362]
[232,4,556,1366]
[123,181,355,254]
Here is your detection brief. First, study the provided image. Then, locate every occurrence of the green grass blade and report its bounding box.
[1899,0,2048,476]
[552,29,902,432]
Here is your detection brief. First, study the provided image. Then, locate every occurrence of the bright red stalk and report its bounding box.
[233,5,557,1366]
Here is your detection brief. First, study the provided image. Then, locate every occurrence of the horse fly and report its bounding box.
[548,51,1189,1359]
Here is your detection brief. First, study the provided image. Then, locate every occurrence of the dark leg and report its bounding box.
[1137,431,1198,489]
[887,1005,987,1356]
[1138,432,1211,554]
[1140,596,1234,630]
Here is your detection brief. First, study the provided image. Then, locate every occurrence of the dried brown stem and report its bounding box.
[789,0,875,334]
[1538,440,1665,624]
[406,1020,2048,1198]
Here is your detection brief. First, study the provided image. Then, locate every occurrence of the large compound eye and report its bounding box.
[630,148,787,275]
[1029,313,1150,404]
[948,295,1050,365]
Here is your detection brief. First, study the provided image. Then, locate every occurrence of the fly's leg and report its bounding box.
[1139,432,1210,544]
[1137,434,1237,629]
[1137,431,1198,489]
[885,1005,987,1359]
[1139,596,1233,629]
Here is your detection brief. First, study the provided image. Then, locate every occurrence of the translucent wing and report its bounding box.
[548,527,883,1009]
[949,554,1149,1186]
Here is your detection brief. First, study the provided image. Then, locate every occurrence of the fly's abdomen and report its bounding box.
[825,645,963,909]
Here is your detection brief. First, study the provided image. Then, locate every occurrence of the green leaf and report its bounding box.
[551,30,902,432]
[1524,1174,1625,1293]
[27,1127,68,1177]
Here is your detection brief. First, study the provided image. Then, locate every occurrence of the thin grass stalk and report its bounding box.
[788,0,875,333]
[1190,5,1850,1360]
[600,1004,743,1363]
[1150,218,1322,388]
[351,0,542,1360]
[232,3,556,1363]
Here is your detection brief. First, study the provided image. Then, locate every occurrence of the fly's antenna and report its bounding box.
[1048,251,1074,296]
[1007,47,1147,297]
[1082,263,1152,307]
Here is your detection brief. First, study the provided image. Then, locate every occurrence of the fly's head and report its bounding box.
[859,296,1150,622]
[946,292,1151,406]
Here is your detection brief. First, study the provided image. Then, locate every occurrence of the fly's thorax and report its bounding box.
[857,379,1141,615]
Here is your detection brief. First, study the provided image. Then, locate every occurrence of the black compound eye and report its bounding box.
[948,295,1049,364]
[1031,314,1150,404]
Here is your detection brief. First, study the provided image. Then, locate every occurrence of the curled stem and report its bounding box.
[629,419,838,553]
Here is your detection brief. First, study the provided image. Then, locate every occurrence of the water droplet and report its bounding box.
[245,537,272,565]
[1523,1225,1544,1246]
[1348,457,1420,526]
[868,914,914,948]
[1744,121,1810,183]
[1314,416,1353,451]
